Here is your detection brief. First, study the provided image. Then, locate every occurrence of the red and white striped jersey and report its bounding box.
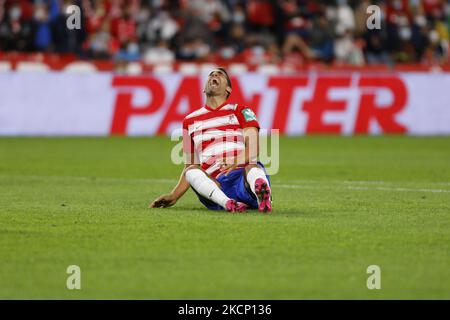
[182,102,260,178]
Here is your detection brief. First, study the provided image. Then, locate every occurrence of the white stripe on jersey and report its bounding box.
[205,163,221,175]
[185,107,209,119]
[219,104,238,111]
[200,141,245,158]
[188,114,240,136]
[192,129,243,146]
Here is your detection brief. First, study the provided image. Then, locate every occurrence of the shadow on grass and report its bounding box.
[150,206,205,212]
[147,205,330,218]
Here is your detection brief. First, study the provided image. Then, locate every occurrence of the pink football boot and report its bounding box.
[254,178,272,213]
[225,199,247,213]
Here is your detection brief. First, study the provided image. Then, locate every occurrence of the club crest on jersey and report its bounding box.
[242,108,257,122]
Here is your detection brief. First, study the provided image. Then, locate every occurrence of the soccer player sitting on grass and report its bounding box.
[150,68,272,213]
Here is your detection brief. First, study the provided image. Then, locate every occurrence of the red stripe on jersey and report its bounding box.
[197,134,244,152]
[192,124,241,136]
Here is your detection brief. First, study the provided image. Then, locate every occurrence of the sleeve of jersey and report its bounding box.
[236,105,260,129]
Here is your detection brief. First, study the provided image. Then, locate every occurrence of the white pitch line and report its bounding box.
[276,179,450,186]
[1,174,450,193]
[277,179,389,185]
[346,186,450,193]
[0,174,177,184]
[275,184,450,193]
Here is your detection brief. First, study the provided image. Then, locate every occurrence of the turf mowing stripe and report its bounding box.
[275,184,450,193]
[1,174,450,194]
[277,179,450,186]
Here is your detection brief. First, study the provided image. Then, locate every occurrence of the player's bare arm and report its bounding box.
[149,145,198,208]
[149,164,191,208]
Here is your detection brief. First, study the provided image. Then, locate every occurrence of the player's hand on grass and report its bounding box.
[149,194,177,208]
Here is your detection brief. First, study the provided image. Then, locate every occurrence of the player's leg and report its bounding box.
[184,165,246,213]
[245,163,272,213]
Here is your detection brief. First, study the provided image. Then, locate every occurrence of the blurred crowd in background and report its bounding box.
[0,0,449,66]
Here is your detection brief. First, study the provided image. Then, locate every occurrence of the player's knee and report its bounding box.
[184,165,202,181]
[245,163,259,174]
[185,164,200,172]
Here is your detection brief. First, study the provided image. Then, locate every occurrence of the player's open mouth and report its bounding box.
[210,79,219,87]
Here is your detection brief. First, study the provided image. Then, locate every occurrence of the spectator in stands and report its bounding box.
[218,23,246,61]
[114,38,140,62]
[86,19,114,59]
[334,26,365,65]
[176,36,211,61]
[245,0,275,33]
[0,1,33,51]
[364,28,392,64]
[143,38,174,65]
[0,0,449,67]
[335,0,355,34]
[309,14,334,62]
[411,5,431,62]
[138,10,179,46]
[51,0,86,54]
[354,0,371,37]
[426,16,450,63]
[32,2,52,51]
[187,0,231,41]
[242,33,271,65]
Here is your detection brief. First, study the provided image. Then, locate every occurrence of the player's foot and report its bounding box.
[255,178,272,213]
[225,199,247,213]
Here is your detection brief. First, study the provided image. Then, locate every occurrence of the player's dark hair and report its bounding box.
[217,67,232,98]
[217,67,232,89]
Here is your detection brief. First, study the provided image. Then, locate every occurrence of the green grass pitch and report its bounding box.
[0,136,449,299]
